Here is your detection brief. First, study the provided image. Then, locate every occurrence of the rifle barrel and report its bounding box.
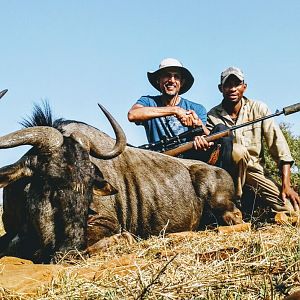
[163,102,300,157]
[283,102,300,115]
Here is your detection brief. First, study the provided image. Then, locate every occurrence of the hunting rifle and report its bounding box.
[161,102,300,157]
[138,126,204,152]
[0,89,8,100]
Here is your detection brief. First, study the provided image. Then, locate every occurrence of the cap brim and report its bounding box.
[147,66,194,95]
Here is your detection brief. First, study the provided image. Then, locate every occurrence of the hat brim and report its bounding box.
[147,66,194,95]
[221,73,244,86]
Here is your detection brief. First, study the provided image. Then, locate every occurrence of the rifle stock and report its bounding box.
[163,129,231,156]
[163,102,300,157]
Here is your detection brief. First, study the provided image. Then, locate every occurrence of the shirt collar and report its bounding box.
[216,97,248,124]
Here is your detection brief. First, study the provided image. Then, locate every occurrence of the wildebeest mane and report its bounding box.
[20,101,56,128]
[19,101,90,133]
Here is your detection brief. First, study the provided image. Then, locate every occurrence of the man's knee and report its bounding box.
[232,144,250,165]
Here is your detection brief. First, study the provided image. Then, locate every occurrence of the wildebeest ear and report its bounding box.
[93,179,118,196]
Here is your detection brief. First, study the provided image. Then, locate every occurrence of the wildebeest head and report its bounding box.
[0,103,126,262]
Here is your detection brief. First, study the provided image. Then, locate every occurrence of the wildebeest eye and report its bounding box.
[93,176,118,196]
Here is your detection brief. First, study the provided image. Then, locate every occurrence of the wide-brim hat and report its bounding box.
[147,58,194,95]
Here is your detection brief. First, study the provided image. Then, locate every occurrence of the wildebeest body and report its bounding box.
[61,122,240,246]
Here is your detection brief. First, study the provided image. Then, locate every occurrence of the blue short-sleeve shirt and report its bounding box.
[135,95,207,143]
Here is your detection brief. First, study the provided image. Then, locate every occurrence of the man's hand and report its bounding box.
[176,109,202,127]
[193,135,214,151]
[281,186,300,211]
[281,163,300,211]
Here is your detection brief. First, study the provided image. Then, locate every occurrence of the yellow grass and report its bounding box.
[1,208,300,299]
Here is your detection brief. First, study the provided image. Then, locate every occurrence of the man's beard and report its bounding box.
[162,88,179,97]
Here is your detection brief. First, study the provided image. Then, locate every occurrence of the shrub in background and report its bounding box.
[264,123,300,194]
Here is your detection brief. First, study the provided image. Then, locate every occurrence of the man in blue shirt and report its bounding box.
[128,58,232,169]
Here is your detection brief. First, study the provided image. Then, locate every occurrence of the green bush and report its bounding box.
[264,122,300,194]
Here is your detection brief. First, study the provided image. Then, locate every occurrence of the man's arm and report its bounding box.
[128,103,211,150]
[257,102,300,209]
[128,103,182,122]
[128,103,207,129]
[281,162,300,210]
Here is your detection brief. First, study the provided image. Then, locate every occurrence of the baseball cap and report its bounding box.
[220,67,244,86]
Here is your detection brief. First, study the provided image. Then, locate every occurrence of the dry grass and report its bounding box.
[1,209,300,299]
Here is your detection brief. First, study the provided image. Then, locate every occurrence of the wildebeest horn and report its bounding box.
[0,89,8,100]
[0,126,63,151]
[86,104,126,159]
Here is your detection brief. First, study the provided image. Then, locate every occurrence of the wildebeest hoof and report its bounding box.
[85,232,136,255]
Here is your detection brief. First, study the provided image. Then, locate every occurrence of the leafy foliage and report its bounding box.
[264,123,300,194]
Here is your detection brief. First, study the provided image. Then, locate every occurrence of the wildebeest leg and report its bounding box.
[0,233,40,260]
[2,180,28,236]
[85,232,136,255]
[0,232,15,254]
[189,164,243,225]
[1,182,43,259]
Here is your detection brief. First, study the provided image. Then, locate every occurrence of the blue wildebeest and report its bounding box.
[0,104,242,262]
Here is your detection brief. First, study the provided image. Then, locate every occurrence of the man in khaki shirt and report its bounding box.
[207,67,300,213]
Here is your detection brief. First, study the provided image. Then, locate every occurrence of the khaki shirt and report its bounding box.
[207,97,293,169]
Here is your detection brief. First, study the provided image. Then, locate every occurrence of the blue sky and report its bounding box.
[0,1,300,175]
